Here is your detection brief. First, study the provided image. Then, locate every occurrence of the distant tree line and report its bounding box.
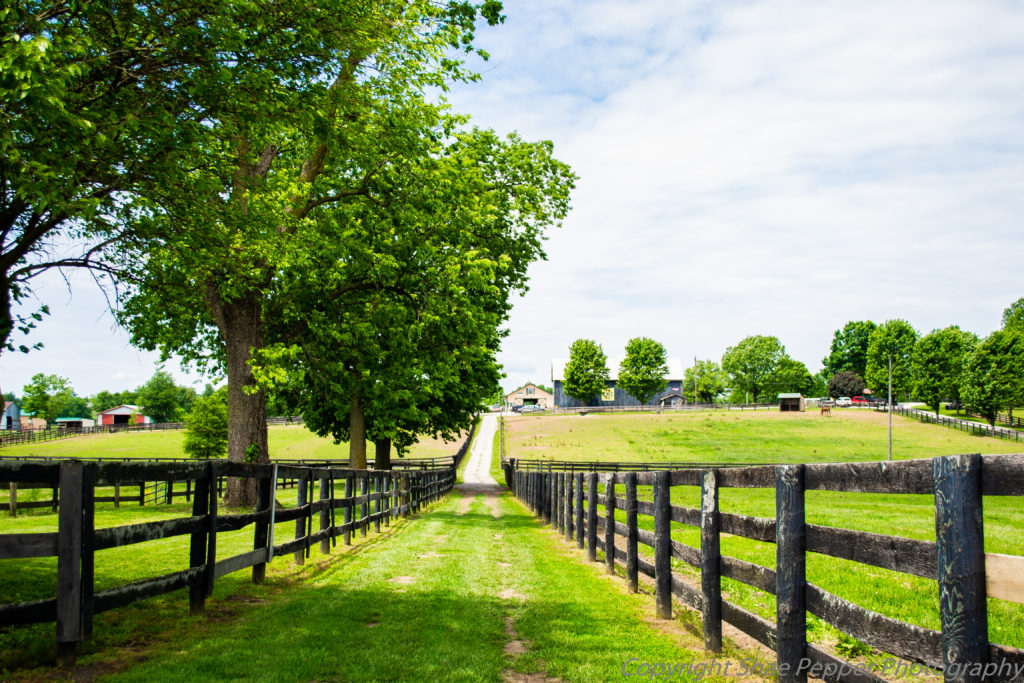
[556,296,1024,421]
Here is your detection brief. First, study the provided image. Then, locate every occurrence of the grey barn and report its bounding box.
[551,358,686,408]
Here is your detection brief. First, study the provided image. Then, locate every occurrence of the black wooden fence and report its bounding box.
[0,417,306,448]
[870,406,1023,442]
[2,455,455,517]
[0,458,455,665]
[508,455,1024,683]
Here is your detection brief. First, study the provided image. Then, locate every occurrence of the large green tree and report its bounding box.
[21,373,72,424]
[563,339,610,405]
[911,326,978,415]
[617,337,669,405]
[766,357,817,398]
[827,371,866,399]
[865,320,918,402]
[0,0,322,353]
[721,335,786,404]
[137,369,185,423]
[184,391,229,460]
[1002,297,1024,333]
[683,360,728,404]
[112,1,507,505]
[962,330,1024,426]
[822,320,877,379]
[266,129,573,469]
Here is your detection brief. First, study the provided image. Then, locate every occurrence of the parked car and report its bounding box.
[851,396,868,405]
[520,404,544,413]
[836,397,852,407]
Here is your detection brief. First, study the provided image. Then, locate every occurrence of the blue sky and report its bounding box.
[3,1,1023,397]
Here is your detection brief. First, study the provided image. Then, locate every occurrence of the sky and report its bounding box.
[3,0,1023,398]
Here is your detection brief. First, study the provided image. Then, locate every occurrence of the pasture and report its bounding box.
[0,425,465,462]
[502,410,1024,659]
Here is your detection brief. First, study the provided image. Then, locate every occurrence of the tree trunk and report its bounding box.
[374,437,392,470]
[349,393,367,469]
[207,287,268,508]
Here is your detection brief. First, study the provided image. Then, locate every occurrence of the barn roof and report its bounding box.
[97,404,143,415]
[551,358,685,382]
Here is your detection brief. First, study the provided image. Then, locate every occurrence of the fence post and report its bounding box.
[775,464,806,683]
[575,472,585,550]
[374,475,382,534]
[8,482,15,517]
[81,465,95,638]
[294,474,308,564]
[252,471,272,584]
[654,471,672,620]
[549,472,558,529]
[701,469,721,649]
[587,473,598,562]
[564,473,574,541]
[554,473,562,531]
[605,473,617,574]
[625,471,638,593]
[319,473,330,554]
[190,472,211,613]
[382,476,390,527]
[139,482,145,506]
[360,475,369,538]
[56,462,84,666]
[933,454,988,682]
[205,462,218,598]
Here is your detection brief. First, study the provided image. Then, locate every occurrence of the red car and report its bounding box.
[851,396,868,405]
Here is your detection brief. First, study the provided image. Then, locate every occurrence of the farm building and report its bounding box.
[2,401,20,430]
[505,383,553,409]
[20,414,46,430]
[551,358,686,408]
[778,393,805,412]
[55,417,96,431]
[96,405,152,426]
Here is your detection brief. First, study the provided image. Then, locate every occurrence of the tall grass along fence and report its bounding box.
[2,455,455,516]
[0,416,306,448]
[508,455,1024,683]
[0,458,456,664]
[872,406,1023,442]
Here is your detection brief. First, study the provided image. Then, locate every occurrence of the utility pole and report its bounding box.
[694,356,698,406]
[888,354,893,462]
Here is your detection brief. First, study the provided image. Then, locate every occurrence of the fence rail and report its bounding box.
[508,455,1024,683]
[0,458,455,665]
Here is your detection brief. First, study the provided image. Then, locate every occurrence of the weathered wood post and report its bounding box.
[204,462,218,599]
[8,482,15,517]
[625,471,638,593]
[190,471,211,613]
[550,472,558,529]
[165,480,173,504]
[252,471,272,584]
[934,454,988,682]
[360,475,369,538]
[294,473,308,564]
[605,473,617,574]
[113,482,120,508]
[400,472,409,518]
[186,479,192,503]
[319,473,331,554]
[554,473,562,531]
[374,475,382,534]
[81,465,95,638]
[564,473,574,541]
[139,482,145,506]
[382,476,390,527]
[575,472,585,550]
[56,462,84,666]
[343,476,354,545]
[586,473,598,562]
[775,464,806,683]
[654,471,672,620]
[700,469,721,649]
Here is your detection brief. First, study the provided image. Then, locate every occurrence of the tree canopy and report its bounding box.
[822,320,876,379]
[911,326,977,415]
[827,371,866,399]
[864,320,918,401]
[21,373,72,423]
[683,360,727,405]
[962,329,1024,426]
[617,337,669,405]
[562,339,609,404]
[1003,297,1024,333]
[721,335,786,403]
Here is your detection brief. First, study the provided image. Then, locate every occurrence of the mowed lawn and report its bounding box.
[503,410,1024,657]
[503,409,1024,464]
[0,425,465,462]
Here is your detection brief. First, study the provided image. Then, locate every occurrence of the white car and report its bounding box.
[836,397,852,407]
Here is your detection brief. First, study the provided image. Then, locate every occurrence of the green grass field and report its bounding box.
[0,424,464,462]
[503,410,1024,659]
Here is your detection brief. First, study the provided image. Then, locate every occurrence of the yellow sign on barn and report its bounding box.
[601,388,615,402]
